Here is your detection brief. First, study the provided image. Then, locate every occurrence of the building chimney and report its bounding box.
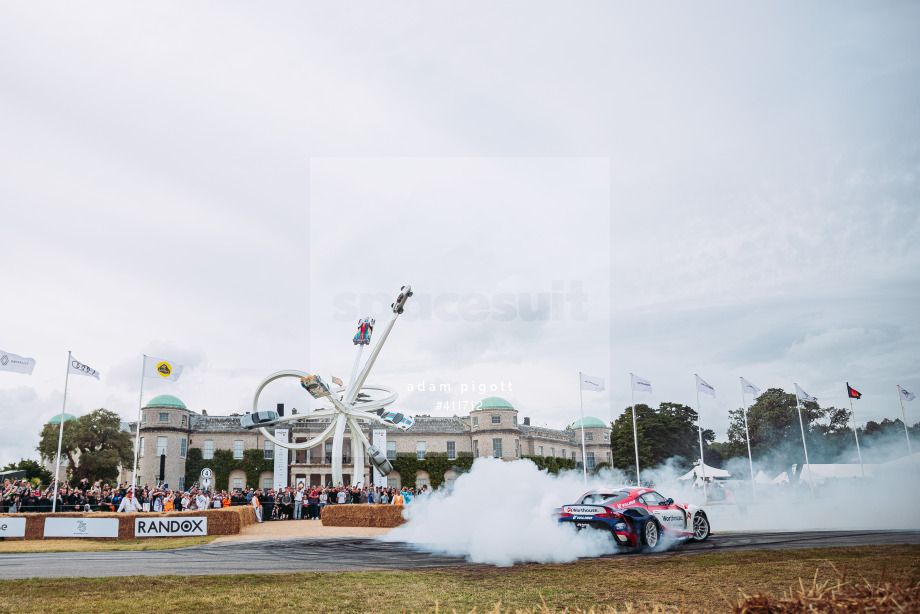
[277,403,284,417]
[523,417,530,426]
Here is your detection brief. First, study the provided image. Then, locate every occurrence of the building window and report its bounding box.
[585,432,594,441]
[142,414,146,423]
[473,440,479,457]
[606,452,611,464]
[472,416,479,427]
[515,439,520,458]
[417,474,429,489]
[203,440,214,459]
[491,414,501,424]
[233,478,243,490]
[139,437,145,457]
[179,477,186,490]
[233,440,244,459]
[156,436,168,456]
[158,412,169,423]
[180,438,187,458]
[263,477,274,490]
[492,438,502,458]
[325,441,333,463]
[446,441,456,460]
[604,433,609,441]
[181,414,187,425]
[387,477,398,488]
[386,441,396,460]
[571,451,576,461]
[513,415,517,425]
[416,441,426,460]
[550,447,554,457]
[264,440,274,460]
[587,452,596,471]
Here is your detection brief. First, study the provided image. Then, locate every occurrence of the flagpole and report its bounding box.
[694,375,708,504]
[130,355,147,495]
[52,351,72,513]
[739,377,756,500]
[578,373,587,485]
[847,387,865,479]
[794,383,815,499]
[629,373,640,487]
[896,385,916,472]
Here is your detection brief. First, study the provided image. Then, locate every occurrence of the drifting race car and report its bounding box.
[556,487,710,551]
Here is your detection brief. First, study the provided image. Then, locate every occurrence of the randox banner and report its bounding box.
[44,518,119,538]
[135,517,208,537]
[0,518,26,537]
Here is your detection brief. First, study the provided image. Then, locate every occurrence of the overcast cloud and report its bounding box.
[1,2,918,467]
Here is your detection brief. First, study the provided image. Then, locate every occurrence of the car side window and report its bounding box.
[640,493,665,506]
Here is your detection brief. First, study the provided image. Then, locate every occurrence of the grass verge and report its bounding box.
[0,545,917,613]
[0,536,218,553]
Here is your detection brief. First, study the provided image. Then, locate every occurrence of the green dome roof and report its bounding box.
[474,396,515,410]
[571,416,608,429]
[48,413,77,424]
[146,394,186,409]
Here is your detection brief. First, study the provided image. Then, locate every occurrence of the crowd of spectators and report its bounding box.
[2,477,428,518]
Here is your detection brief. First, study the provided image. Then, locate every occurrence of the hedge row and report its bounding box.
[0,506,255,540]
[389,452,474,489]
[184,447,273,491]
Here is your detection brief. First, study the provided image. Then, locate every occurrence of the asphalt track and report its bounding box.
[1,531,918,580]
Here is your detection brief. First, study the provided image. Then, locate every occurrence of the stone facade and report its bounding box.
[129,395,612,490]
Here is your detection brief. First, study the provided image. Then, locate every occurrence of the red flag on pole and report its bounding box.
[847,383,862,399]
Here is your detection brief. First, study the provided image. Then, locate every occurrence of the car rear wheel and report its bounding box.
[641,519,660,549]
[692,513,710,541]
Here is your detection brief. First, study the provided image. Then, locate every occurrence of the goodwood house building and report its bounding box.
[130,395,613,491]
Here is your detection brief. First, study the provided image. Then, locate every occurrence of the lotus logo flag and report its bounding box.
[696,375,716,397]
[143,356,183,381]
[795,384,816,404]
[579,373,605,392]
[0,350,36,375]
[741,378,761,396]
[630,374,652,393]
[901,387,916,402]
[68,357,100,380]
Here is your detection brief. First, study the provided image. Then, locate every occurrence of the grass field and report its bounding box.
[2,545,918,613]
[0,536,218,553]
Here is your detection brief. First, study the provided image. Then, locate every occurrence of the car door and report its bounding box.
[639,491,687,532]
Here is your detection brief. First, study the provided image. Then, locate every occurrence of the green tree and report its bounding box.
[1,458,53,484]
[725,387,850,473]
[610,403,715,477]
[37,408,134,485]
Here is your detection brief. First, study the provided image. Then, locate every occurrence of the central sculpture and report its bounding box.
[241,285,415,486]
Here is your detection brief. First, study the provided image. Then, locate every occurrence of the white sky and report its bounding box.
[1,2,918,466]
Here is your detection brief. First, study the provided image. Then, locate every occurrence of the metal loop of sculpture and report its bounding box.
[243,285,414,486]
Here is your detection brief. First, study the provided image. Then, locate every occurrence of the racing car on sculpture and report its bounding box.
[556,487,710,550]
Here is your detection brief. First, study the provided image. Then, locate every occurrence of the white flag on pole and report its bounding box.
[901,387,916,402]
[631,374,652,393]
[741,377,761,396]
[580,373,606,392]
[0,349,36,375]
[68,356,100,380]
[696,375,716,397]
[143,356,184,381]
[795,384,816,404]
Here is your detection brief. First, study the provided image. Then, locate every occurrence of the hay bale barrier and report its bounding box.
[0,506,255,540]
[321,504,406,528]
[733,575,920,613]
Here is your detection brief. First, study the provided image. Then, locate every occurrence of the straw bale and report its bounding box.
[733,573,920,613]
[320,504,406,528]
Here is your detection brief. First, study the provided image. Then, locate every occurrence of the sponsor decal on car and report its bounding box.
[562,505,606,515]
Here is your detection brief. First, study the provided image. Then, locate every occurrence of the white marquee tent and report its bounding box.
[677,460,731,481]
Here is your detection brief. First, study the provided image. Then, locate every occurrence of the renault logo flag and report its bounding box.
[0,350,36,375]
[143,356,184,381]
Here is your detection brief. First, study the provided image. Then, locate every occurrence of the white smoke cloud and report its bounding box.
[383,458,620,566]
[385,441,920,566]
